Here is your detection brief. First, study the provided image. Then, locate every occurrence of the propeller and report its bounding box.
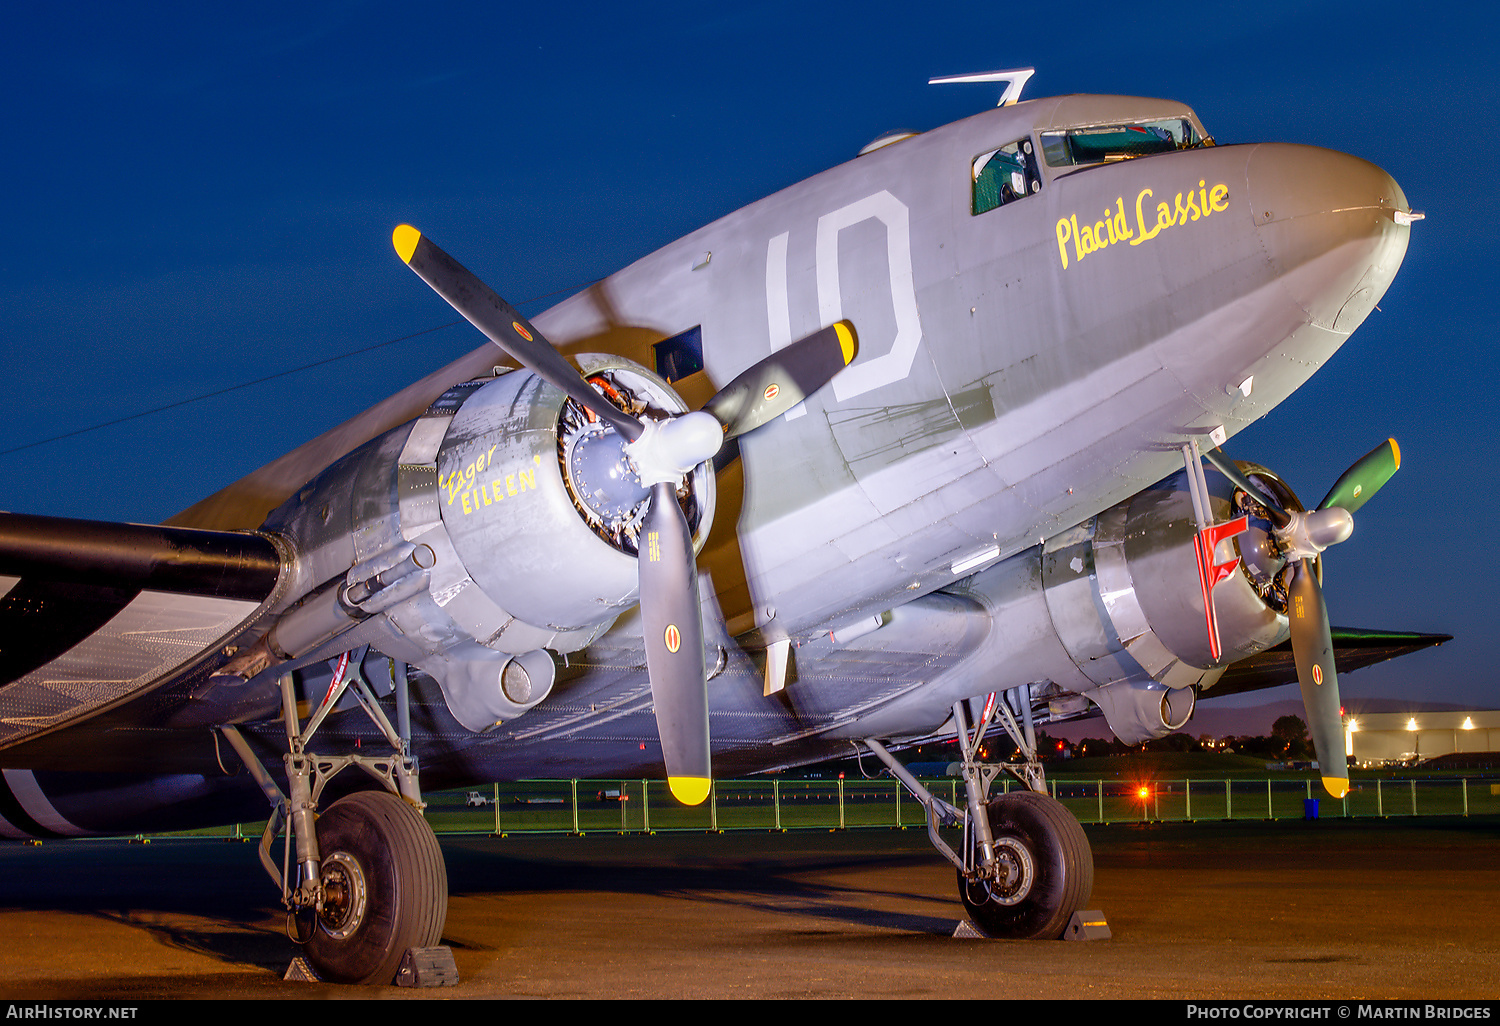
[1203,439,1400,798]
[393,225,855,805]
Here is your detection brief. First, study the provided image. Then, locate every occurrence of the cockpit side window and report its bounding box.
[1040,119,1206,168]
[972,138,1041,215]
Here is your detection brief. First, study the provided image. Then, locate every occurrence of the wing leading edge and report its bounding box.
[1207,627,1451,701]
[0,513,287,751]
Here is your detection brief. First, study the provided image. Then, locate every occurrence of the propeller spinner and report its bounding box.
[393,225,855,804]
[1205,440,1400,798]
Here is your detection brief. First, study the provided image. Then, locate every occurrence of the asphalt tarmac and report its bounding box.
[0,816,1497,1000]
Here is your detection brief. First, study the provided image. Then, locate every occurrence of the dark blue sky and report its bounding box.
[2,1,1495,709]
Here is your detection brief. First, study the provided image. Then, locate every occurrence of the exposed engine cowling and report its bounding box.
[934,466,1299,746]
[255,354,713,732]
[433,355,712,630]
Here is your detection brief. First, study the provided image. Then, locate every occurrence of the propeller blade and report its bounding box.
[1286,559,1348,798]
[1318,438,1400,514]
[1202,447,1291,529]
[701,322,856,441]
[393,225,643,441]
[628,323,855,802]
[638,481,711,805]
[389,229,858,808]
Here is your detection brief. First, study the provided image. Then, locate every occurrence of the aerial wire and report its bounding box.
[0,278,602,458]
[0,321,461,457]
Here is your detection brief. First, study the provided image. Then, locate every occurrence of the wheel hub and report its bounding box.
[978,837,1035,906]
[317,851,369,940]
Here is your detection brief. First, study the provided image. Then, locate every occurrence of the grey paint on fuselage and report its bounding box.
[522,94,1406,650]
[147,90,1410,782]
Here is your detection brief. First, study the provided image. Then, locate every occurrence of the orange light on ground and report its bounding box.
[1135,783,1158,822]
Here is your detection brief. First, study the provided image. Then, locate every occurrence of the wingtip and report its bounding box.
[393,224,422,264]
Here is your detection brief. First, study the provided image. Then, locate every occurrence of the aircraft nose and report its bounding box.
[1247,144,1412,332]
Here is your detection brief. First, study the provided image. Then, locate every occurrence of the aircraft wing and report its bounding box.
[1207,627,1451,700]
[0,513,287,753]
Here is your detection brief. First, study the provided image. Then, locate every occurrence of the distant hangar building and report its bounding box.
[1346,710,1500,765]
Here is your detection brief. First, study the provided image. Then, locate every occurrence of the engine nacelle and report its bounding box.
[258,354,713,731]
[1039,468,1292,741]
[434,358,712,632]
[813,461,1313,747]
[1084,679,1196,747]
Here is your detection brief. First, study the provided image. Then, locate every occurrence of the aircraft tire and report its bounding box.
[303,789,448,985]
[957,790,1093,939]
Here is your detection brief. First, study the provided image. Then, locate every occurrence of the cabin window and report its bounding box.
[653,325,704,382]
[1040,119,1205,168]
[972,138,1040,215]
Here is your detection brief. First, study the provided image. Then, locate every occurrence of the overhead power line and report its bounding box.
[1,321,462,457]
[2,276,604,458]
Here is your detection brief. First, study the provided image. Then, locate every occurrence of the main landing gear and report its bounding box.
[865,690,1095,940]
[957,790,1092,939]
[304,789,447,984]
[220,650,450,985]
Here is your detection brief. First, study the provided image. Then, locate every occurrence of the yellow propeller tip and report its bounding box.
[1322,776,1350,799]
[392,224,422,264]
[668,776,711,806]
[1389,437,1401,470]
[834,321,856,365]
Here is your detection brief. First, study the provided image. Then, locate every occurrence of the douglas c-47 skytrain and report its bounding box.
[0,69,1442,984]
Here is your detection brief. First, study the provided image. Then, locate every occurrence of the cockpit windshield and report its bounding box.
[1040,119,1206,168]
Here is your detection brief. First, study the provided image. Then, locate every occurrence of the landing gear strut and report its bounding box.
[220,650,450,984]
[865,690,1094,939]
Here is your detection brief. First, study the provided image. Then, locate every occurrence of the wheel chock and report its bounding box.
[1064,910,1110,940]
[395,946,459,987]
[952,919,987,939]
[283,956,321,982]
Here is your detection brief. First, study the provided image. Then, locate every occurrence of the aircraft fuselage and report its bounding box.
[527,93,1408,645]
[0,88,1416,819]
